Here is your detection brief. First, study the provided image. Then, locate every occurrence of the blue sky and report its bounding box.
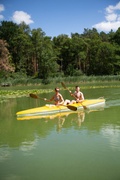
[0,0,120,37]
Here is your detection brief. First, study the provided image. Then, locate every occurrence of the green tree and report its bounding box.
[38,36,58,82]
[0,21,32,75]
[109,28,120,74]
[71,33,88,75]
[112,27,120,45]
[31,28,45,75]
[53,34,74,76]
[96,42,115,75]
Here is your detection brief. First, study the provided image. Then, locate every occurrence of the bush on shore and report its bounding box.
[0,74,120,87]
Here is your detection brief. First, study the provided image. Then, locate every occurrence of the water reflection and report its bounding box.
[55,111,85,132]
[19,139,38,154]
[56,116,66,132]
[0,146,11,162]
[71,111,85,128]
[101,125,120,151]
[17,105,105,134]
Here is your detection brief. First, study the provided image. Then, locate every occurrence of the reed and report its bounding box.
[0,75,120,86]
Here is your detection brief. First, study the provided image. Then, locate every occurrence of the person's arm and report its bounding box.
[44,96,54,102]
[81,92,84,100]
[70,91,75,98]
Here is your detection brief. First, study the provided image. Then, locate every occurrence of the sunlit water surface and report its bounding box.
[0,84,120,180]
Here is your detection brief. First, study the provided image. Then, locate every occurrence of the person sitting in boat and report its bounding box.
[71,86,84,103]
[65,86,84,105]
[44,87,64,105]
[63,86,84,105]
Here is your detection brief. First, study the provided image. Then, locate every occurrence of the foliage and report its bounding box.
[0,21,120,82]
[0,39,15,76]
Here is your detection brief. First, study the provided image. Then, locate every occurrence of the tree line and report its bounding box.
[0,21,120,81]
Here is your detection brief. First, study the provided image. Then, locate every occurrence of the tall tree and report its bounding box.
[0,39,15,76]
[111,28,120,74]
[31,28,45,75]
[96,42,115,75]
[38,36,58,81]
[0,21,32,74]
[53,34,74,76]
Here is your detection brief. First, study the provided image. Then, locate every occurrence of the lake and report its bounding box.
[0,83,120,180]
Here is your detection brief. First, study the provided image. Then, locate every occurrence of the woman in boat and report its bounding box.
[70,86,84,104]
[44,87,64,105]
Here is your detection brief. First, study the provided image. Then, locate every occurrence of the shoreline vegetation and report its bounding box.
[0,75,120,103]
[0,75,120,87]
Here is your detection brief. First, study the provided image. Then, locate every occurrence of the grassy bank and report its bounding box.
[0,76,120,103]
[0,75,120,87]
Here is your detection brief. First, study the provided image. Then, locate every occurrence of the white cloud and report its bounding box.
[106,2,120,13]
[0,14,4,20]
[0,4,4,20]
[93,21,120,32]
[0,4,4,12]
[105,13,117,22]
[92,2,120,32]
[12,11,34,25]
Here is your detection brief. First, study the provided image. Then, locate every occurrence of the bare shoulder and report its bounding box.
[59,93,63,97]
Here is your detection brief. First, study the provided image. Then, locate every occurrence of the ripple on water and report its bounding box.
[105,98,120,108]
[101,124,120,152]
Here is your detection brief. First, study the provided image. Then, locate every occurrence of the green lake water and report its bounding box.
[0,83,120,180]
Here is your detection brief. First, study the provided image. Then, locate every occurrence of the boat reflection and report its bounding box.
[48,106,105,132]
[17,105,105,132]
[17,103,105,121]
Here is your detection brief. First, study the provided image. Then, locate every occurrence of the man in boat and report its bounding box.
[70,86,84,103]
[64,86,84,105]
[44,87,65,105]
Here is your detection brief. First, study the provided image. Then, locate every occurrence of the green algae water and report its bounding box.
[0,84,120,180]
